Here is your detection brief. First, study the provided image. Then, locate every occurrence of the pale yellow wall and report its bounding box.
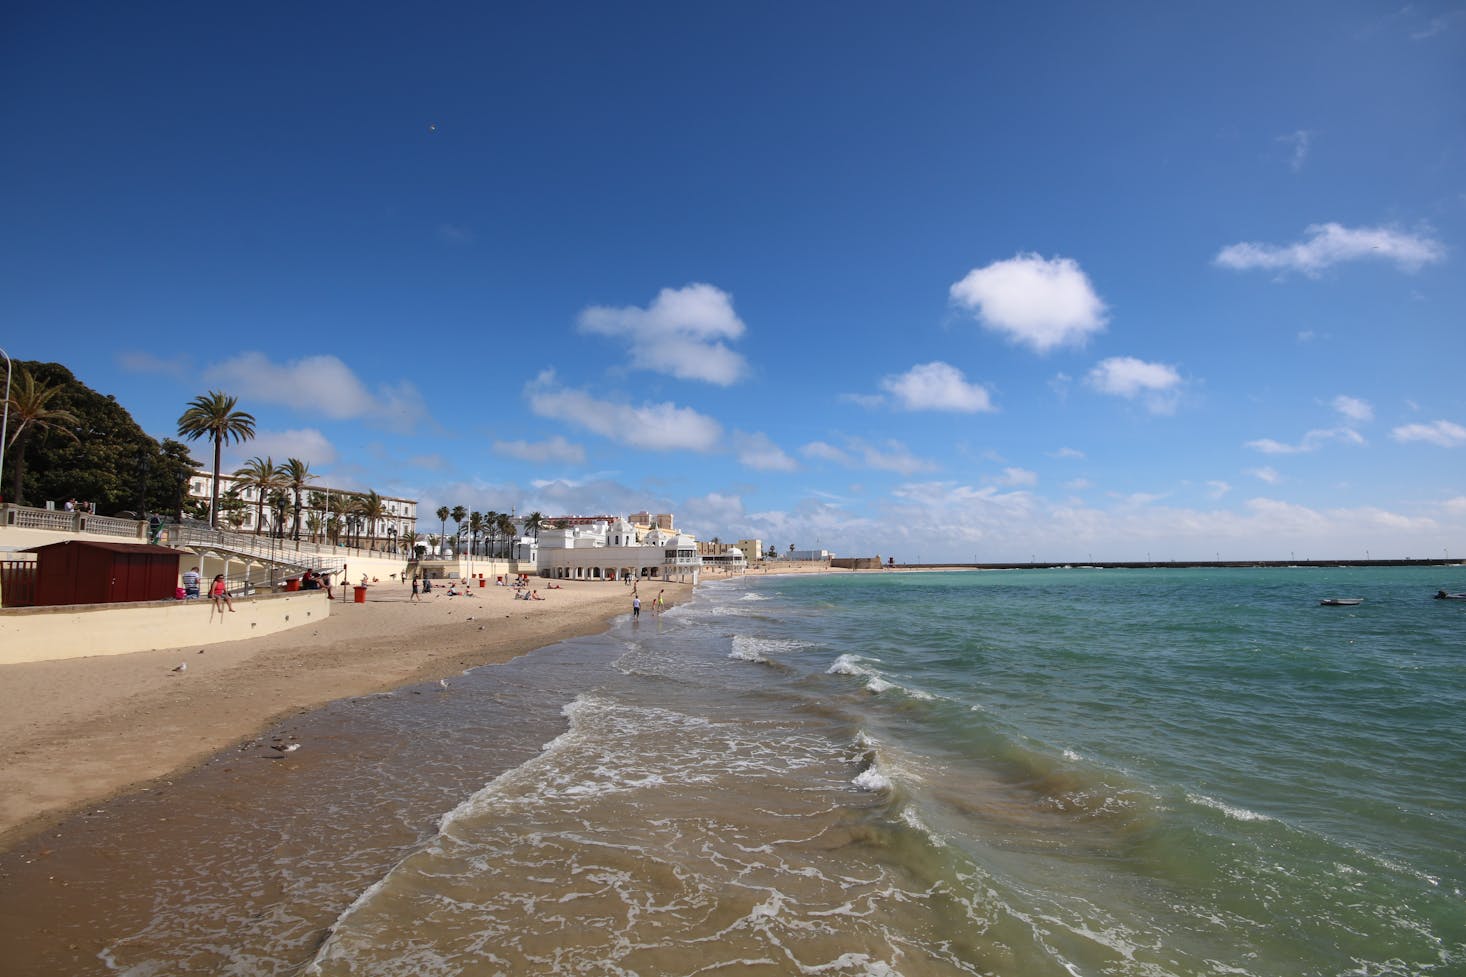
[0,591,331,666]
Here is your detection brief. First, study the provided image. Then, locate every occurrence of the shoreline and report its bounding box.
[0,577,693,852]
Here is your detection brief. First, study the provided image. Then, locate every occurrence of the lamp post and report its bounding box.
[0,345,11,499]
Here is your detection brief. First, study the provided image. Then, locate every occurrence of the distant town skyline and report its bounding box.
[4,3,1463,562]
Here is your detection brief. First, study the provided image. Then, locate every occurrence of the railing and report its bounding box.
[2,504,148,539]
[168,522,343,575]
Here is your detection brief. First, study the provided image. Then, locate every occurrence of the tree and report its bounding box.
[483,509,500,557]
[177,391,256,529]
[4,368,80,505]
[497,512,516,555]
[281,458,315,541]
[523,511,545,539]
[233,456,286,535]
[469,511,483,556]
[401,529,420,559]
[435,505,450,553]
[359,491,386,548]
[451,505,467,555]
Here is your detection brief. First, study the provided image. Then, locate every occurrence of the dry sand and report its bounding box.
[0,577,690,852]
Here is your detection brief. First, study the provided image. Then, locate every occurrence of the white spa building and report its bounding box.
[522,516,726,584]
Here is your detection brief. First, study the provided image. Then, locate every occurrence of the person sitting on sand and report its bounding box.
[209,574,234,613]
[530,590,544,600]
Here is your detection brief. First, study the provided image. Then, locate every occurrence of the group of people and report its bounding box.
[630,587,666,619]
[181,565,234,613]
[62,498,95,514]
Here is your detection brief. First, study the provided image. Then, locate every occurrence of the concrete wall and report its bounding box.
[0,591,331,666]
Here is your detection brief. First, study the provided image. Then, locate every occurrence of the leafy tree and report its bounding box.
[359,490,386,548]
[178,391,256,528]
[435,505,450,552]
[523,511,545,539]
[281,457,315,541]
[233,456,285,535]
[451,504,467,545]
[469,511,483,556]
[4,367,80,505]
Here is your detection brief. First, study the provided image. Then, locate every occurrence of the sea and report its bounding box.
[3,566,1463,976]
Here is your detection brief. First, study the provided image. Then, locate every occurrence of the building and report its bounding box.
[735,538,764,563]
[534,516,702,583]
[186,472,418,543]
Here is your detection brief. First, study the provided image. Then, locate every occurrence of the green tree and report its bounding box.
[177,391,256,529]
[435,505,450,554]
[359,490,386,548]
[450,505,467,555]
[233,456,285,535]
[281,458,315,541]
[4,368,80,505]
[523,511,545,539]
[497,512,516,556]
[469,511,483,556]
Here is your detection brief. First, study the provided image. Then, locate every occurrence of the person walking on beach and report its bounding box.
[632,595,641,619]
[411,575,422,602]
[182,566,201,599]
[656,588,665,615]
[209,574,234,613]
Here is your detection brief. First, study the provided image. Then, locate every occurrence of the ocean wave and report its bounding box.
[1186,792,1275,823]
[827,653,874,677]
[731,634,813,664]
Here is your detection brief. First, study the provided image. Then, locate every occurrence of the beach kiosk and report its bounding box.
[24,539,189,607]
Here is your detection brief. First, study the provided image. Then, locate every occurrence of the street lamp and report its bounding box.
[0,345,11,498]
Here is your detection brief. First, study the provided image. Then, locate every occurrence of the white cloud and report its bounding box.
[733,431,798,471]
[223,428,337,468]
[117,350,190,377]
[1332,395,1373,422]
[994,467,1038,487]
[1215,223,1446,276]
[1248,466,1283,484]
[493,436,586,465]
[1085,356,1183,414]
[1207,480,1231,499]
[1050,447,1085,460]
[800,437,936,475]
[1065,478,1092,491]
[1278,129,1312,172]
[524,370,723,452]
[949,253,1107,353]
[205,352,428,432]
[578,283,749,385]
[878,361,995,413]
[1245,427,1364,454]
[1391,419,1466,447]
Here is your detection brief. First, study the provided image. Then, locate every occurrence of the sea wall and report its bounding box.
[0,591,330,666]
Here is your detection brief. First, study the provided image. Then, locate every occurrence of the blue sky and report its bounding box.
[4,2,1464,562]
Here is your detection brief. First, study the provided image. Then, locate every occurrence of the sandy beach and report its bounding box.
[0,577,691,852]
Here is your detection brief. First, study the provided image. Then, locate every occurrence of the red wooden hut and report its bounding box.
[24,540,188,607]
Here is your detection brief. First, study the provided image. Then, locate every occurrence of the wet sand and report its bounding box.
[0,577,690,852]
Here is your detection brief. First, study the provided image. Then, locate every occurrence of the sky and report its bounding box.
[3,2,1464,563]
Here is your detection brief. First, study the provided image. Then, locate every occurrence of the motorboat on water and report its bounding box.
[1319,598,1364,606]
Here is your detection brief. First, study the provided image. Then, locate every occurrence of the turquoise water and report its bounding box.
[12,566,1461,976]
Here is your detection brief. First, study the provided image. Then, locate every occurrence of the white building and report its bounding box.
[534,517,701,583]
[187,471,418,544]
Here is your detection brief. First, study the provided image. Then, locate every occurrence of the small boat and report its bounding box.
[1434,590,1466,601]
[1319,598,1364,606]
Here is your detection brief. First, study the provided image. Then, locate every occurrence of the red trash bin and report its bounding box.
[352,585,367,603]
[286,578,301,592]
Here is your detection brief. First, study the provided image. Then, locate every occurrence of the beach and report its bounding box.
[0,577,690,851]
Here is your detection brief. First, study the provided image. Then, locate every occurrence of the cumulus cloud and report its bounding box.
[524,370,723,452]
[1214,223,1445,276]
[1246,427,1364,454]
[1391,419,1466,447]
[879,361,995,413]
[1332,395,1373,422]
[226,428,337,467]
[1248,466,1283,484]
[493,436,586,465]
[1207,480,1232,499]
[578,283,749,385]
[205,353,428,432]
[949,253,1107,353]
[733,431,798,471]
[1085,356,1183,414]
[993,467,1038,487]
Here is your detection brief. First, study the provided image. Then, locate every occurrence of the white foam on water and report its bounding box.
[1186,792,1275,823]
[739,592,771,601]
[827,653,872,677]
[864,676,894,694]
[853,766,891,792]
[730,634,811,663]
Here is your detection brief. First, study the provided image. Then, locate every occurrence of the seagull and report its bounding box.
[272,743,300,753]
[171,662,187,673]
[439,679,449,689]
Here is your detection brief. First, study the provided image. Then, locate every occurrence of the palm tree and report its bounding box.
[305,511,323,543]
[177,391,256,529]
[4,368,79,505]
[483,509,500,557]
[497,512,516,556]
[469,511,483,556]
[358,490,386,548]
[435,505,450,553]
[266,487,293,537]
[523,511,545,539]
[401,529,420,558]
[450,505,467,556]
[281,458,315,541]
[233,456,286,535]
